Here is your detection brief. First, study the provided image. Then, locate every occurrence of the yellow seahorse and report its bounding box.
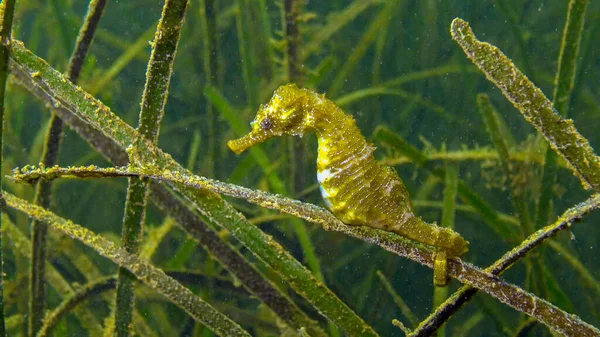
[228,84,468,286]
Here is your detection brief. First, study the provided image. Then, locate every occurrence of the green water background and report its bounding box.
[2,0,600,336]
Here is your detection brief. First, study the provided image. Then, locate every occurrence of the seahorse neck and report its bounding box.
[313,108,345,139]
[300,96,353,141]
[301,96,371,174]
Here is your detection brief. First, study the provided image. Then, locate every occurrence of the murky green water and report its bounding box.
[2,0,599,336]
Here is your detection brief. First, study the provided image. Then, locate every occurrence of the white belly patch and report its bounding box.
[319,185,333,208]
[317,169,331,183]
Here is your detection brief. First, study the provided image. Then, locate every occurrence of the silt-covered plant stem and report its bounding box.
[451,17,600,192]
[8,43,328,337]
[114,1,188,336]
[12,164,600,337]
[28,1,107,336]
[0,1,17,335]
[3,193,252,337]
[7,38,377,337]
[410,191,600,336]
[537,0,588,233]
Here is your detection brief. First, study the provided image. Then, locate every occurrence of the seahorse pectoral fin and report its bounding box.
[433,249,449,287]
[228,130,274,154]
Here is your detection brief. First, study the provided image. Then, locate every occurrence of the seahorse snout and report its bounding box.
[227,130,274,154]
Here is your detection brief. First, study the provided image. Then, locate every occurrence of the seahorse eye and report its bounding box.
[261,117,273,130]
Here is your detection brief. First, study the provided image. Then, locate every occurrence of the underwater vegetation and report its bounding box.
[0,0,599,336]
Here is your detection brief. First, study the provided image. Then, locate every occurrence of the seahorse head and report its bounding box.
[228,84,310,154]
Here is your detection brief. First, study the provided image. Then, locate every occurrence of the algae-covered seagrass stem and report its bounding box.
[409,192,600,337]
[229,84,468,257]
[0,0,17,335]
[8,40,378,337]
[114,1,189,335]
[3,193,251,337]
[29,1,109,335]
[451,18,600,192]
[11,164,600,337]
[9,62,327,337]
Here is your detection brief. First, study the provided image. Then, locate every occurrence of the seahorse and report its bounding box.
[228,84,468,286]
